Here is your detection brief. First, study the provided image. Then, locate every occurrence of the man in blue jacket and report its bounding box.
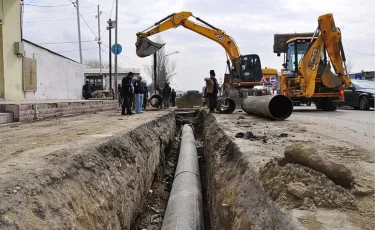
[133,76,145,114]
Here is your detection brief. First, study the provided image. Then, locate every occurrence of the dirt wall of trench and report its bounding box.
[0,113,175,230]
[203,112,301,230]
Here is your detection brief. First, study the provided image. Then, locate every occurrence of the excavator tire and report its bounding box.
[322,98,338,111]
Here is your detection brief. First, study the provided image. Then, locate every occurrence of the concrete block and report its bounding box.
[0,113,13,124]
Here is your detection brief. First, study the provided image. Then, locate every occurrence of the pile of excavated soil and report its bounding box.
[259,158,357,211]
[176,92,202,108]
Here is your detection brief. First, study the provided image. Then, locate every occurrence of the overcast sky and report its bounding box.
[23,0,374,91]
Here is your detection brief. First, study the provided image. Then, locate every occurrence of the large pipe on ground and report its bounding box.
[241,95,293,120]
[150,95,162,108]
[162,125,204,230]
[216,97,236,114]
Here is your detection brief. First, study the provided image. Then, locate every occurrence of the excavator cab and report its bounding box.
[285,38,326,77]
[231,54,262,84]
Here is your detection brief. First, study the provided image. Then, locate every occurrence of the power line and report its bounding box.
[109,0,116,18]
[38,40,96,45]
[22,3,71,7]
[59,47,98,53]
[100,0,115,39]
[102,43,143,66]
[25,12,96,20]
[101,46,142,68]
[100,48,132,68]
[78,12,97,37]
[345,48,374,56]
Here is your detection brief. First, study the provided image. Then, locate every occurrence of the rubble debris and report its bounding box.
[352,181,374,196]
[149,206,160,214]
[284,143,354,187]
[279,133,288,137]
[244,131,255,139]
[287,182,311,199]
[260,158,357,210]
[83,162,95,169]
[238,115,245,120]
[151,214,162,224]
[235,132,245,138]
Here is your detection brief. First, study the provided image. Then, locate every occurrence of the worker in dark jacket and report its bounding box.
[162,82,171,108]
[204,70,219,113]
[170,89,176,107]
[82,81,92,100]
[133,76,145,114]
[121,72,134,115]
[143,81,148,110]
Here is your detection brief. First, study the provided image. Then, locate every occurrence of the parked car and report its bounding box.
[340,79,374,110]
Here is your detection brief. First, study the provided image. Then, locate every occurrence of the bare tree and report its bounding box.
[345,56,356,74]
[84,58,109,68]
[144,35,176,91]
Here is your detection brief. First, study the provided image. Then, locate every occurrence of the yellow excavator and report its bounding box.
[274,13,352,110]
[135,11,265,98]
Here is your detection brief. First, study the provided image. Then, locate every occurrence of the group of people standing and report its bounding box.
[159,82,177,109]
[119,69,218,115]
[120,72,148,115]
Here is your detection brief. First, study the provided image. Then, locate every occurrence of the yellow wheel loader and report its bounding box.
[274,13,352,111]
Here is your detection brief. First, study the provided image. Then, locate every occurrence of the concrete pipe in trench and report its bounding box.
[241,95,293,120]
[150,95,162,108]
[161,124,204,230]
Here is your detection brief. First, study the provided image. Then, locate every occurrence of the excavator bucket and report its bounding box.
[321,62,343,88]
[135,37,165,58]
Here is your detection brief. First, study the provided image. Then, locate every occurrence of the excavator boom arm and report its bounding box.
[299,13,352,97]
[136,11,240,61]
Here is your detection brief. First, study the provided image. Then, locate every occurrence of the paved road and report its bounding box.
[291,106,374,152]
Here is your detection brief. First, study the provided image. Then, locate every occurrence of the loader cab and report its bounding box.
[284,37,326,76]
[230,54,262,83]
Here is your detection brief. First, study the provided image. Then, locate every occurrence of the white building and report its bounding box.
[23,40,84,100]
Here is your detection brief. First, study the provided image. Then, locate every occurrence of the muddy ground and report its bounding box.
[206,106,374,229]
[0,110,175,230]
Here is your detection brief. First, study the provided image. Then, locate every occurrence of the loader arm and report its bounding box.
[136,11,240,64]
[299,13,352,97]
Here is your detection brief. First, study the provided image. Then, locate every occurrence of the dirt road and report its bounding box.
[292,106,374,152]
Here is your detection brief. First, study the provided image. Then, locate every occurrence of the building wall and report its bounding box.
[23,42,84,100]
[0,0,23,100]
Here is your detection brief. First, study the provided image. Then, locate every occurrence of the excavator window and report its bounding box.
[240,54,262,82]
[286,40,325,74]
